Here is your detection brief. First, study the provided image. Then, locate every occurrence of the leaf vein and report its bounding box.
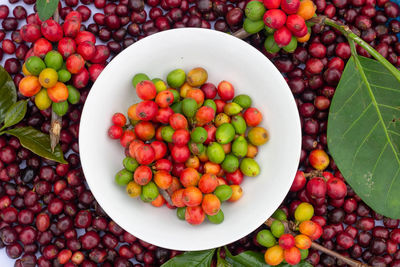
[388,130,400,137]
[333,81,363,115]
[352,54,400,187]
[386,167,400,208]
[350,120,380,169]
[342,102,372,138]
[371,142,389,177]
[378,103,400,112]
[364,68,395,76]
[370,84,400,93]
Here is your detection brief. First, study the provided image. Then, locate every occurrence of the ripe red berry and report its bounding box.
[263,0,282,9]
[286,15,306,35]
[290,171,306,192]
[58,37,77,59]
[306,177,327,199]
[108,125,123,139]
[77,41,96,61]
[281,0,301,14]
[33,38,52,58]
[41,19,63,42]
[112,113,127,127]
[66,11,83,22]
[66,54,85,74]
[274,26,292,47]
[75,31,96,45]
[263,9,287,29]
[136,80,157,100]
[136,100,158,121]
[326,177,347,199]
[20,24,41,43]
[279,234,295,249]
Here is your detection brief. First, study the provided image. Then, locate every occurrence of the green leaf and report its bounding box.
[218,256,233,267]
[161,249,216,267]
[328,55,400,219]
[36,0,60,21]
[224,247,312,267]
[3,126,67,164]
[0,66,17,123]
[275,262,313,267]
[225,248,267,267]
[2,100,27,130]
[217,248,232,267]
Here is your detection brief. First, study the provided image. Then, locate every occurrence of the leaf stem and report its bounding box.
[264,218,371,267]
[311,16,400,83]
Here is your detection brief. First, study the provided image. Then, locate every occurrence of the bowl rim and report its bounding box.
[79,28,302,251]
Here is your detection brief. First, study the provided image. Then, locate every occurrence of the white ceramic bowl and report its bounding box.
[79,28,301,251]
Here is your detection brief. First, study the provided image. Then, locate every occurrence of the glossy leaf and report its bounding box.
[0,66,17,123]
[217,248,232,267]
[225,248,268,267]
[2,100,28,130]
[36,0,60,21]
[3,126,67,164]
[328,55,400,219]
[224,247,312,267]
[161,249,216,267]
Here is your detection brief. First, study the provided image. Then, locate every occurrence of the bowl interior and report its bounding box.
[79,28,301,251]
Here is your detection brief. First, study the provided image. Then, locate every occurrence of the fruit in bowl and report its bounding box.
[79,28,300,250]
[107,67,269,225]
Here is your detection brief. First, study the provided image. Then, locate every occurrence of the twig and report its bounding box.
[50,7,62,152]
[264,218,371,267]
[304,170,323,179]
[159,189,174,206]
[232,28,251,39]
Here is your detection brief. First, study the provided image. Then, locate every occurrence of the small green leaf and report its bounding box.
[225,247,268,267]
[2,100,27,130]
[328,55,400,219]
[161,249,216,267]
[36,0,60,21]
[217,248,232,267]
[3,126,67,164]
[276,262,313,267]
[218,256,233,267]
[224,247,312,267]
[0,66,17,123]
[275,262,313,267]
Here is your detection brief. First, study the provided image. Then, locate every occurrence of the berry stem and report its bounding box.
[50,7,62,152]
[159,188,174,206]
[264,218,371,267]
[232,28,251,39]
[304,170,323,179]
[233,16,400,83]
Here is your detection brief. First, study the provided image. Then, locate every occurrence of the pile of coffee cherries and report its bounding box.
[108,67,269,225]
[244,0,317,53]
[257,202,322,266]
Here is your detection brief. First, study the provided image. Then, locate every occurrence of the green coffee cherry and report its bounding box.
[115,169,133,186]
[214,185,233,202]
[123,157,139,172]
[216,123,235,144]
[167,69,186,88]
[240,158,260,177]
[207,142,225,164]
[52,101,69,117]
[207,209,224,224]
[132,73,150,88]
